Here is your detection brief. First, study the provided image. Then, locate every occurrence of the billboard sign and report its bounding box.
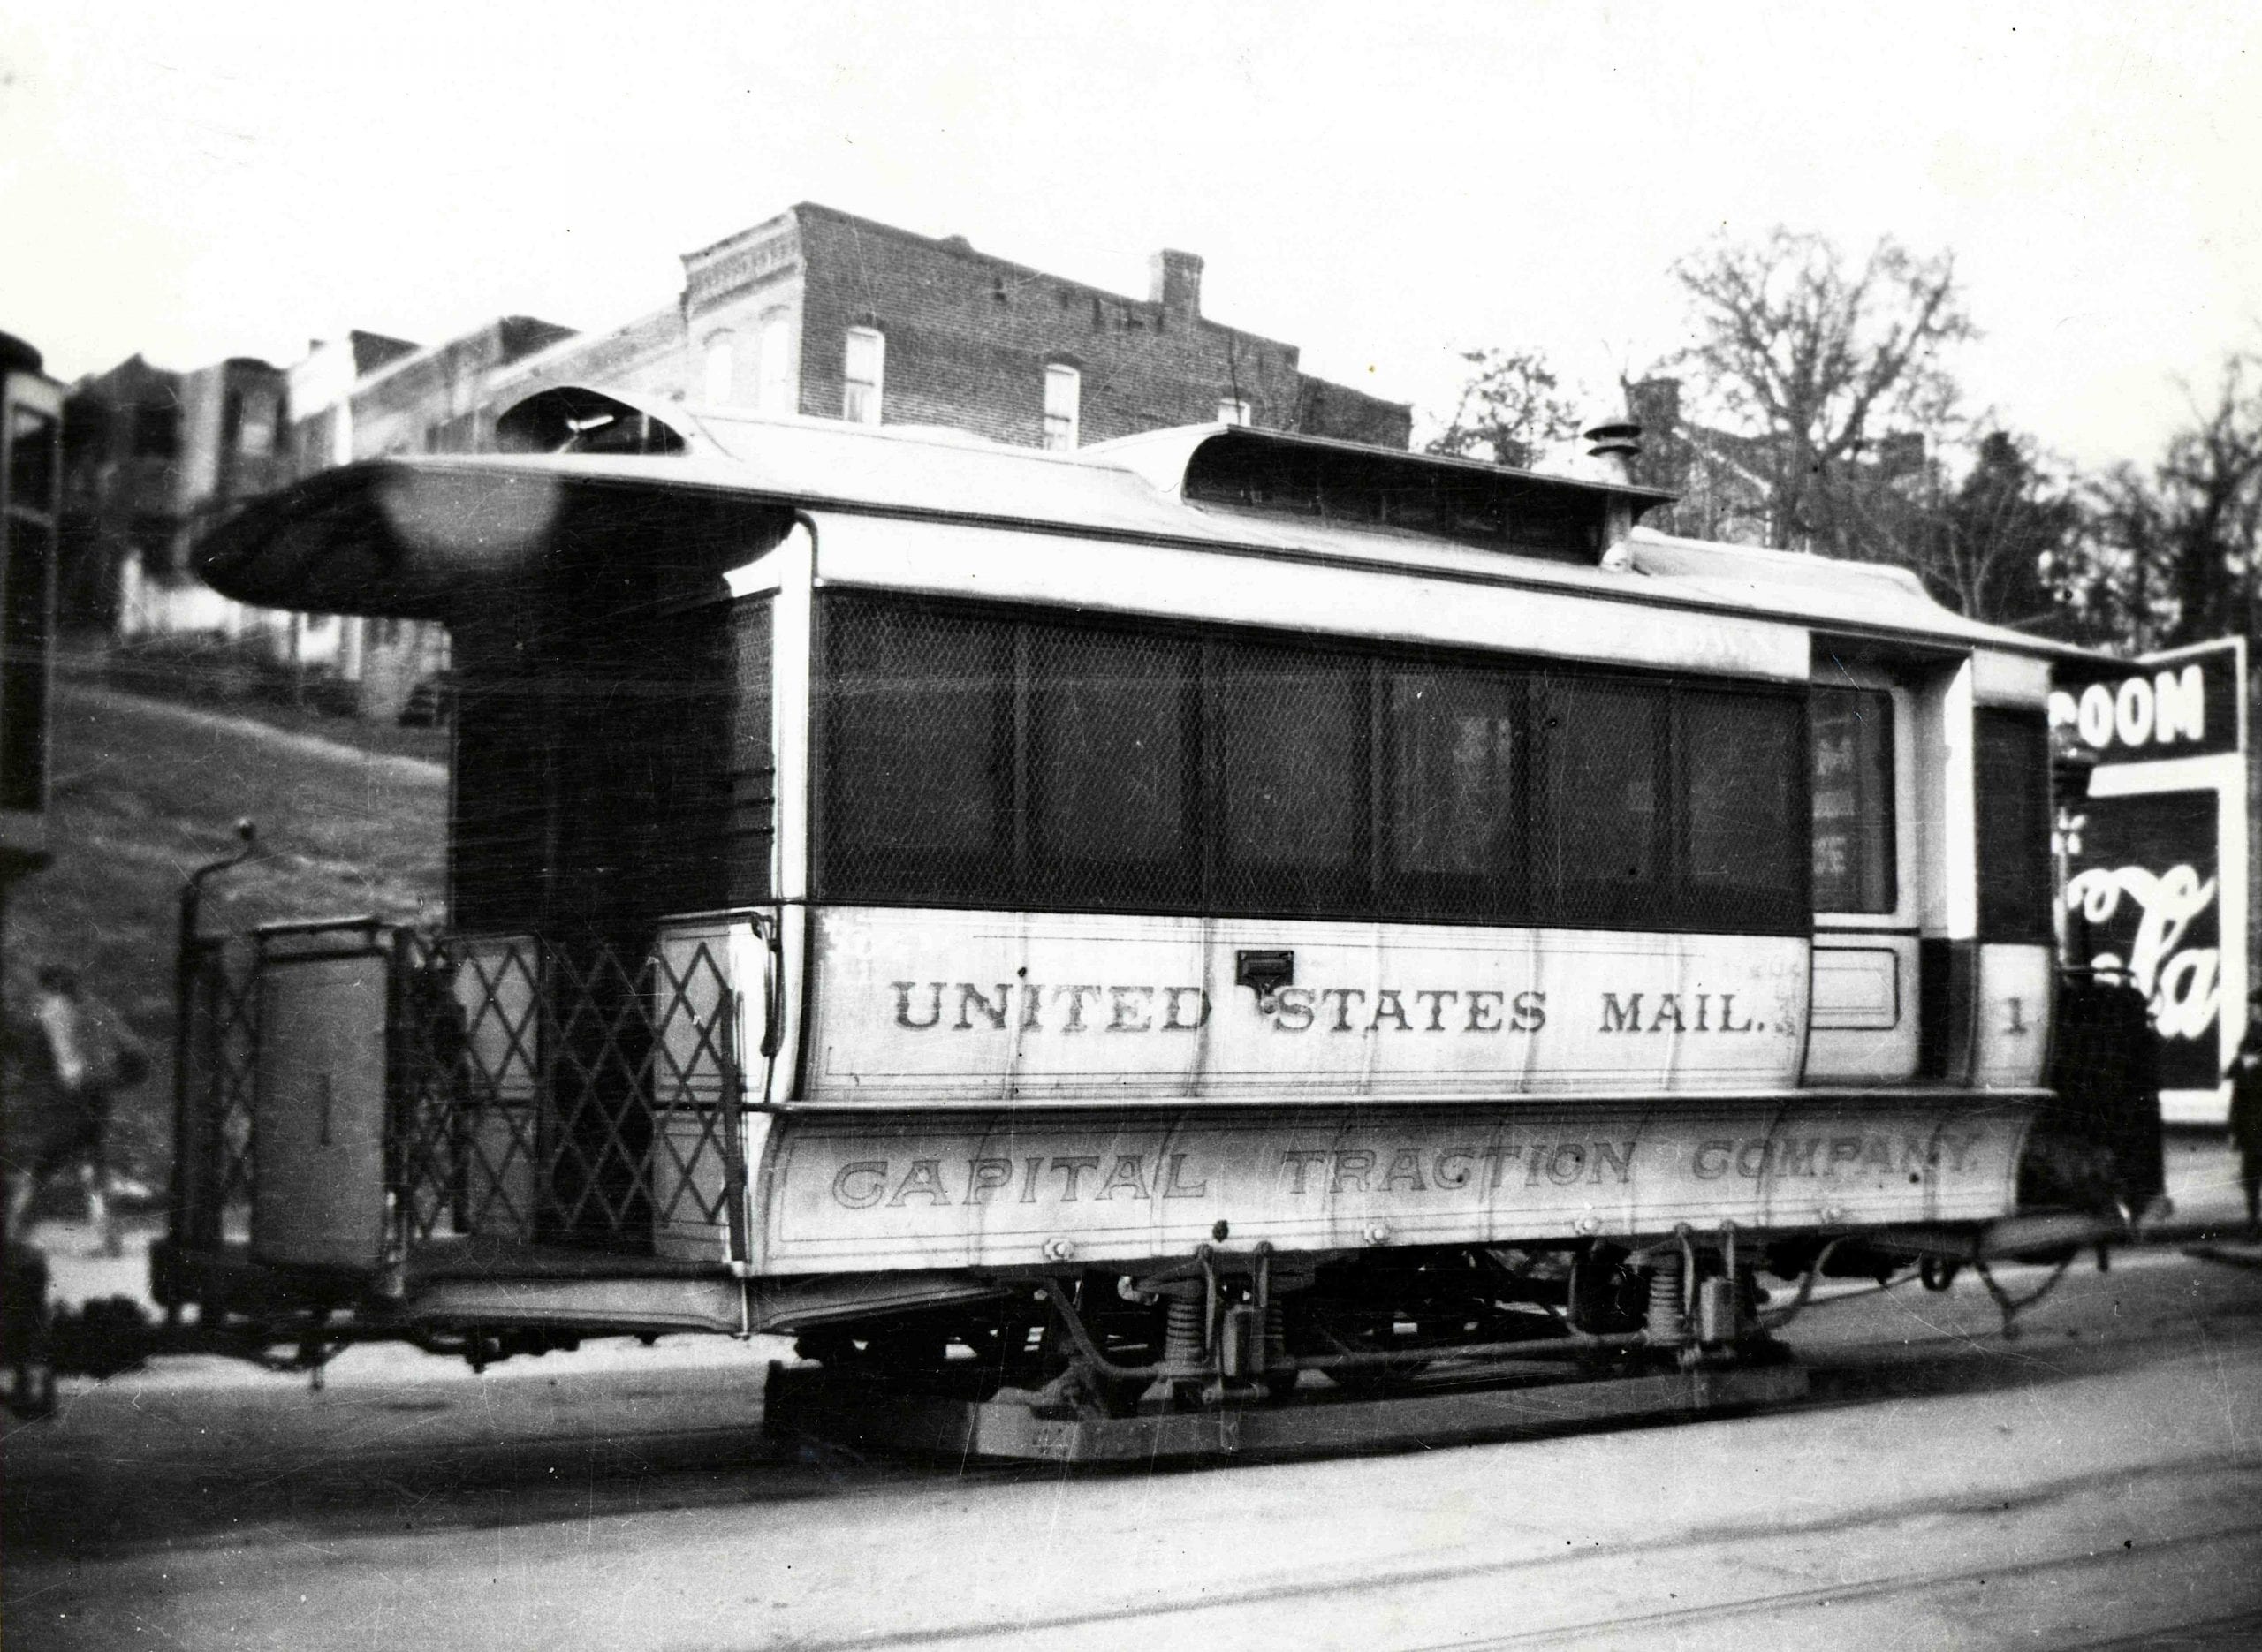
[2053,636,2250,1123]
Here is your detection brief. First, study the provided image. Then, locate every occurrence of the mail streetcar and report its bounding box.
[162,390,2158,1456]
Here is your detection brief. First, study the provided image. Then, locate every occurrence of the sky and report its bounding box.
[2,2,2256,473]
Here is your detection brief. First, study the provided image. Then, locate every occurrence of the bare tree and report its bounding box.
[1923,431,2084,628]
[2071,357,2262,651]
[1666,229,1976,557]
[1428,347,1583,470]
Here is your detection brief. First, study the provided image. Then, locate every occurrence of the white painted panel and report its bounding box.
[1804,936,1921,1084]
[1916,660,1977,937]
[1970,649,2052,708]
[1971,943,2054,1090]
[808,513,1810,682]
[801,906,1808,1104]
[1811,945,1901,1029]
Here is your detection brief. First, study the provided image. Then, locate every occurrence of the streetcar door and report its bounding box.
[1806,671,1922,1083]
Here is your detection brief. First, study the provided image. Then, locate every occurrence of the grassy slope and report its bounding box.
[8,681,447,1181]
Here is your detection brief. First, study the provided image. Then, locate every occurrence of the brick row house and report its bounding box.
[62,354,292,638]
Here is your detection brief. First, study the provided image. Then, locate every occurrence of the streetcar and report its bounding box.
[157,389,2159,1456]
[1,330,61,901]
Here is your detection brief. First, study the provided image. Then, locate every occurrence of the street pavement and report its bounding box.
[5,1236,2259,1651]
[4,1128,2256,1652]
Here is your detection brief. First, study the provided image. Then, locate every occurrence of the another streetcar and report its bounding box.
[163,390,2159,1455]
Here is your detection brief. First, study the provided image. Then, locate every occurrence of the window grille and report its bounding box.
[452,599,739,935]
[171,924,752,1262]
[813,592,1810,935]
[1185,433,1604,562]
[1975,708,2052,941]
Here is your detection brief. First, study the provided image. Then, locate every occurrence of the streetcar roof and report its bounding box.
[196,399,2111,666]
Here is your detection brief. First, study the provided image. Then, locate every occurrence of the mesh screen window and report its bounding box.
[1975,708,2053,942]
[814,592,1809,935]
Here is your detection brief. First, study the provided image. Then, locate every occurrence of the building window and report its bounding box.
[755,310,794,415]
[132,405,178,459]
[703,331,738,405]
[1218,398,1251,427]
[224,389,277,458]
[1042,364,1081,451]
[842,327,884,425]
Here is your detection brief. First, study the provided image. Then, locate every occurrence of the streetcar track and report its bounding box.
[2062,1604,2262,1650]
[1407,1519,2262,1651]
[669,1456,2262,1652]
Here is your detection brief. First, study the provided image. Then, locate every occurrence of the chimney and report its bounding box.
[1624,375,1681,439]
[1150,249,1204,321]
[1874,431,1924,476]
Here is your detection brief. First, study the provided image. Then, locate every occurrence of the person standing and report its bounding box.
[3,966,146,1257]
[2230,988,2262,1239]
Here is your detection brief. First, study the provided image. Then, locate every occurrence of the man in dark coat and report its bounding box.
[2230,988,2262,1238]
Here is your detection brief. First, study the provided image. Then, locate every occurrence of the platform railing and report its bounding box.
[171,916,759,1278]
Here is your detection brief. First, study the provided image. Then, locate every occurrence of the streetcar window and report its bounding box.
[1211,639,1369,917]
[1537,678,1663,927]
[451,647,551,934]
[1680,689,1804,928]
[1027,624,1199,907]
[1975,708,2053,941]
[1382,663,1525,920]
[820,602,1013,904]
[814,594,1807,936]
[1810,686,1895,913]
[132,403,178,458]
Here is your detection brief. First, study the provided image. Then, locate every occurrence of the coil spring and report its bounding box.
[1263,1299,1286,1370]
[1163,1295,1206,1365]
[1647,1251,1689,1345]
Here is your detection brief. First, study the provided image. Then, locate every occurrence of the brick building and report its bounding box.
[490,202,1410,452]
[122,205,1410,717]
[285,203,1411,718]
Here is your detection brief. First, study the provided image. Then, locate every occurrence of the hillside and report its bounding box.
[7,680,448,1183]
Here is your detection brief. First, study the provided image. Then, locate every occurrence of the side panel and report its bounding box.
[1971,942,2054,1090]
[250,951,391,1271]
[1809,936,1920,1080]
[801,907,1809,1104]
[753,1098,2036,1273]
